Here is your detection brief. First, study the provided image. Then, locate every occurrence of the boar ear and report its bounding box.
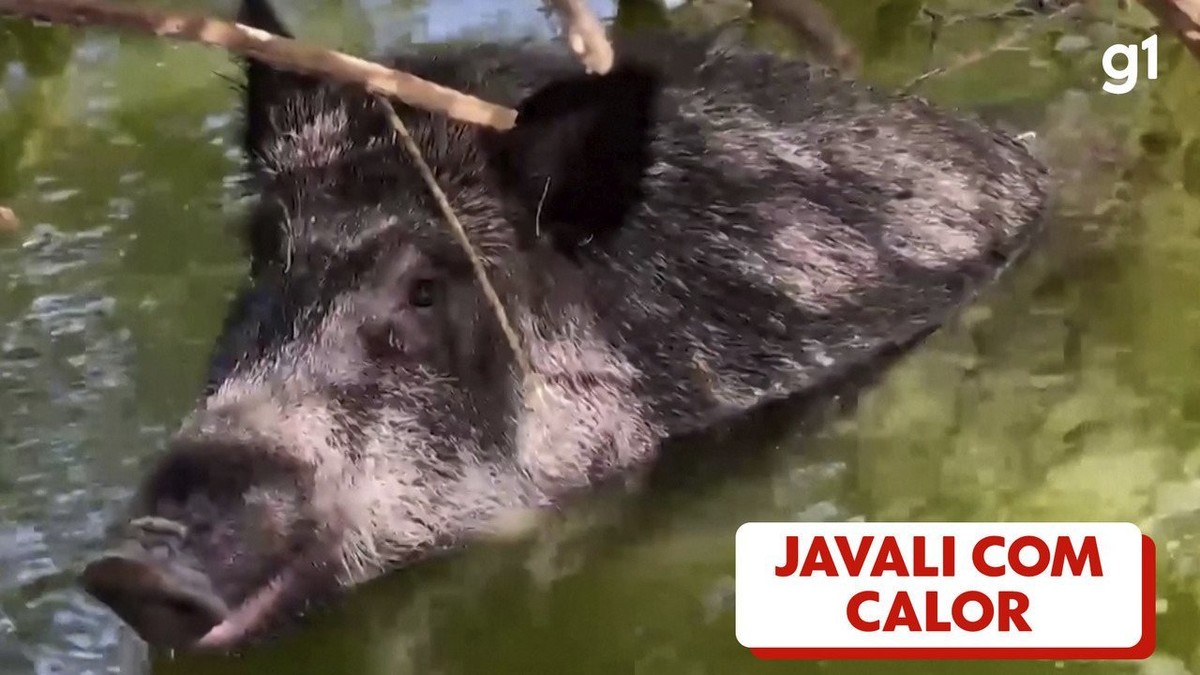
[237,0,322,163]
[487,64,660,252]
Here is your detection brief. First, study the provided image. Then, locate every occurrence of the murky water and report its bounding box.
[2,0,1200,673]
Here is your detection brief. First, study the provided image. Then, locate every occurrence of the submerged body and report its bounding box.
[81,0,1048,652]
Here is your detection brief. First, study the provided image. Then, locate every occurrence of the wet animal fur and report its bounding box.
[125,0,1049,638]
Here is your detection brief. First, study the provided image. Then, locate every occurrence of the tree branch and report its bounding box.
[544,0,615,74]
[902,1,1084,93]
[1136,0,1200,61]
[0,0,519,130]
[0,0,540,391]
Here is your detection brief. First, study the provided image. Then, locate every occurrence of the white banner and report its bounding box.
[735,522,1154,659]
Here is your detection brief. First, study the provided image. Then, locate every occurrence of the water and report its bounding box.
[2,0,1199,673]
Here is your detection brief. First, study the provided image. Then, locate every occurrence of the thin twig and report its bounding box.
[0,0,518,130]
[374,96,537,391]
[544,0,614,74]
[0,206,19,232]
[902,1,1084,94]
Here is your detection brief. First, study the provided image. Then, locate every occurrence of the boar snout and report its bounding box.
[81,517,228,649]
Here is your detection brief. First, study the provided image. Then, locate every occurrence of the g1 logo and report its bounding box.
[1102,34,1158,95]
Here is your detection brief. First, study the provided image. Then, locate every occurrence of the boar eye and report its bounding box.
[409,279,436,308]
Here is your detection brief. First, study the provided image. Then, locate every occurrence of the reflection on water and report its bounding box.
[3,1,1200,674]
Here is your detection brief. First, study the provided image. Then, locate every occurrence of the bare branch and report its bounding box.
[0,0,539,399]
[0,0,518,130]
[1136,0,1200,61]
[902,1,1084,93]
[544,0,615,74]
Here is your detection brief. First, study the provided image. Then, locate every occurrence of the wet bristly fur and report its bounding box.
[127,0,1049,636]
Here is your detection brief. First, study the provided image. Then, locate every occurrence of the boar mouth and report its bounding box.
[83,551,305,651]
[81,550,230,649]
[80,517,317,652]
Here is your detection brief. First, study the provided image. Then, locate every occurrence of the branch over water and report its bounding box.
[0,0,519,130]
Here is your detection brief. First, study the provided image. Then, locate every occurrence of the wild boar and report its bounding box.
[80,0,1049,651]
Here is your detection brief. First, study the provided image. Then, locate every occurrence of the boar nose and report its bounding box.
[81,517,229,649]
